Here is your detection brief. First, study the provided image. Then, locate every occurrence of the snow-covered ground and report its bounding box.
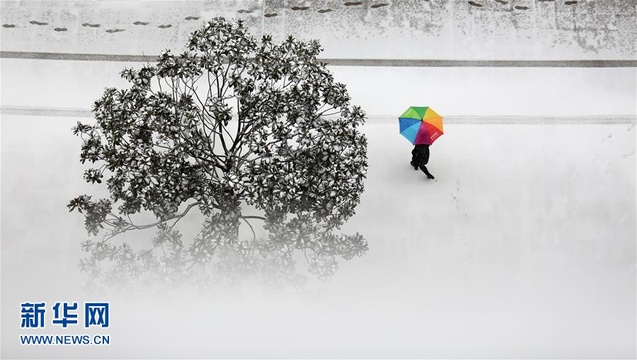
[1,112,635,358]
[2,55,636,358]
[3,59,637,118]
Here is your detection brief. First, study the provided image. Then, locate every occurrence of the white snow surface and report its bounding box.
[1,114,635,358]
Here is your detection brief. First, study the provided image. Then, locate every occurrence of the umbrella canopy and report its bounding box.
[399,106,444,145]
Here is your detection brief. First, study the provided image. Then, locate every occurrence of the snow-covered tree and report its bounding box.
[69,18,368,288]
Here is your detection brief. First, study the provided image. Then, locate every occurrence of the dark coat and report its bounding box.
[410,144,434,179]
[411,144,430,166]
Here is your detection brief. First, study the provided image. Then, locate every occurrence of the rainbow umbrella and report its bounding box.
[398,106,444,145]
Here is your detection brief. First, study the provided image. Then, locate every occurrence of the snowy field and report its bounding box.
[1,112,635,358]
[2,0,637,351]
[2,57,636,358]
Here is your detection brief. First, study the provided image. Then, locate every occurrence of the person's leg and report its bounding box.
[419,164,435,179]
[410,153,419,170]
[422,145,430,165]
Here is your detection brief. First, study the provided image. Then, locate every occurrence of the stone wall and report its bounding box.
[1,0,636,60]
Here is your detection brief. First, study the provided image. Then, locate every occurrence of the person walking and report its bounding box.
[410,142,435,179]
[398,106,444,179]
